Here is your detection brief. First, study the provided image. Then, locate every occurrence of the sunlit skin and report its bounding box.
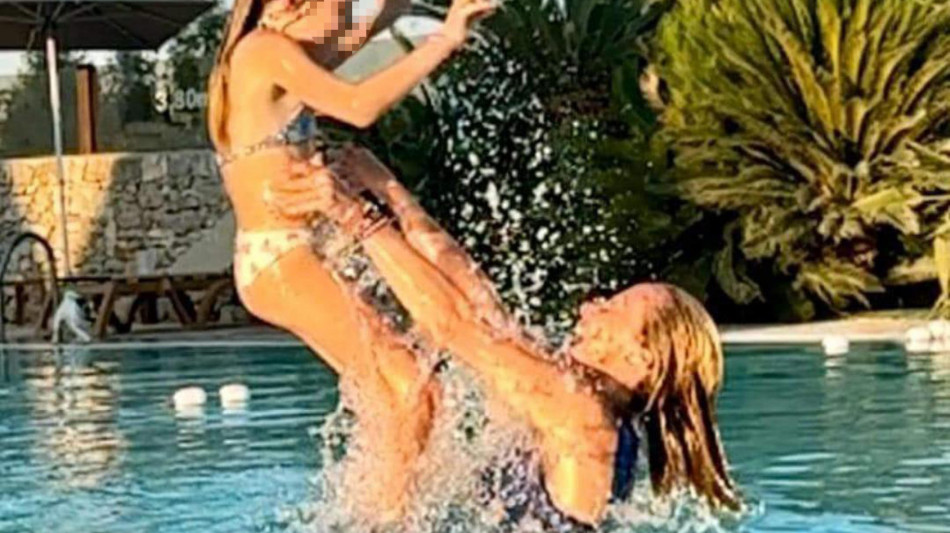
[334,189,732,521]
[213,0,737,526]
[213,0,493,522]
[327,149,647,524]
[300,144,738,523]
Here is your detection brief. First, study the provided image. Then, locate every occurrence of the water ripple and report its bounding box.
[1,344,948,532]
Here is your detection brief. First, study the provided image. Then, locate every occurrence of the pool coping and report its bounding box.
[720,317,927,345]
[0,317,930,350]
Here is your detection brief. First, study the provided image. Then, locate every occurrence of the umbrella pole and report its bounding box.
[45,34,72,278]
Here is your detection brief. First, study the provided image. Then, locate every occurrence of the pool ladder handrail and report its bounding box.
[0,232,60,343]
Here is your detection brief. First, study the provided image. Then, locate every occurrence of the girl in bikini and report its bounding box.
[207,0,740,528]
[207,0,493,522]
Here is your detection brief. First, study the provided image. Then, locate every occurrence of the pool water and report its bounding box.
[0,343,948,532]
[0,346,336,533]
[722,345,950,533]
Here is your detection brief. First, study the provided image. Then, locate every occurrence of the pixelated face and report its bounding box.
[341,0,384,50]
[277,0,378,49]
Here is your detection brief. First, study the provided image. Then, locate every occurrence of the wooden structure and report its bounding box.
[75,64,98,154]
[5,272,235,340]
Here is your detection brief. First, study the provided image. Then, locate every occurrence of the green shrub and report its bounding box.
[0,53,83,158]
[657,0,950,318]
[376,0,681,333]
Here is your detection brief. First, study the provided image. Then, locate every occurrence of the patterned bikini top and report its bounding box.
[216,107,330,166]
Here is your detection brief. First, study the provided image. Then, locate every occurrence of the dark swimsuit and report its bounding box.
[479,418,640,532]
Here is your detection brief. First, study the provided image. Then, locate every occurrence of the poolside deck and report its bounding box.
[720,317,926,344]
[2,316,930,350]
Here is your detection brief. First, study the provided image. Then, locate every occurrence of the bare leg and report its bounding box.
[238,246,438,524]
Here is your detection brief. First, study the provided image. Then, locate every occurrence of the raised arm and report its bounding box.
[243,0,494,128]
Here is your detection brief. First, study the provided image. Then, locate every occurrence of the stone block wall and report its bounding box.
[0,150,231,278]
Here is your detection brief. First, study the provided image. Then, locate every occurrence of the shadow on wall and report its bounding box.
[67,150,232,277]
[72,150,236,328]
[1,150,235,333]
[0,156,51,329]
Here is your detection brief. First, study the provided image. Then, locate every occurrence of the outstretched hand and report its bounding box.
[440,0,497,49]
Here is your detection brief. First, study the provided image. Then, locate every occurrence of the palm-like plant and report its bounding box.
[657,0,950,316]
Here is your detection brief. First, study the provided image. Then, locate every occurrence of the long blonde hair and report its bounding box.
[636,284,740,510]
[207,0,266,151]
[577,283,741,510]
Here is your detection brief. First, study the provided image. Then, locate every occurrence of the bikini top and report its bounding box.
[216,107,330,167]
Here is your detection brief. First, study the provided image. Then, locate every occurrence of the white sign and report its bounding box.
[155,87,207,114]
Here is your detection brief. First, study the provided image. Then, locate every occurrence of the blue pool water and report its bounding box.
[0,343,948,532]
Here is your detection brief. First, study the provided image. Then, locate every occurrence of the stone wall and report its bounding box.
[0,150,231,278]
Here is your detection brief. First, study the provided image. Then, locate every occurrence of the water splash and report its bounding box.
[269,355,741,533]
[281,361,529,533]
[248,206,742,531]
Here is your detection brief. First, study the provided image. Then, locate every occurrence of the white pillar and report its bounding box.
[46,34,72,277]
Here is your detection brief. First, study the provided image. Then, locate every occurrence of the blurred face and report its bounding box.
[265,0,375,51]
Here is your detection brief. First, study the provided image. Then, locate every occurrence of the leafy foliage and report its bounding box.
[375,0,682,333]
[0,52,84,158]
[935,234,950,316]
[657,0,950,318]
[100,52,159,123]
[161,6,228,114]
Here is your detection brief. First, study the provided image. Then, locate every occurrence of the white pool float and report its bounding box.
[219,383,250,407]
[173,386,207,410]
[905,326,933,354]
[906,326,932,344]
[822,335,850,356]
[927,320,950,340]
[905,339,932,354]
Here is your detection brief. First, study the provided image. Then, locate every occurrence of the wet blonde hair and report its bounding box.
[578,283,741,510]
[207,0,268,151]
[639,284,739,510]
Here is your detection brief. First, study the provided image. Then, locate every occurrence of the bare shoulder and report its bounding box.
[230,29,301,69]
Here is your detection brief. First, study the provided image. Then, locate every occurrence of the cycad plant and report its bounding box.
[657,0,950,318]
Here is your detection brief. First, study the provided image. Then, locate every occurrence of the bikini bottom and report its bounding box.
[233,227,315,291]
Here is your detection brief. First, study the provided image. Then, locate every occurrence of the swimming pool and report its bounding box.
[0,343,947,532]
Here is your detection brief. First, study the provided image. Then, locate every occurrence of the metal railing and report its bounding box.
[0,232,60,343]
